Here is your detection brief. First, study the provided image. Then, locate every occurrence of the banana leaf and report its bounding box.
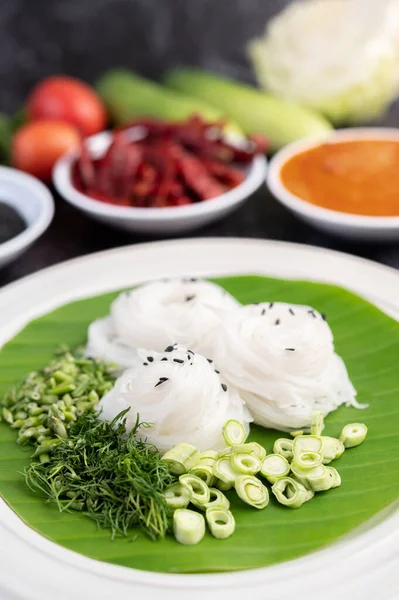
[0,276,398,573]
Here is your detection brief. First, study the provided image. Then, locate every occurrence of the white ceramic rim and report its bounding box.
[0,238,398,600]
[0,166,54,261]
[53,128,267,221]
[267,127,399,229]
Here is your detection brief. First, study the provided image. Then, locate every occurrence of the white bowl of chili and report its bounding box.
[53,125,267,235]
[267,127,399,242]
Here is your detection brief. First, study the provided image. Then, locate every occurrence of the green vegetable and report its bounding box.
[339,423,368,448]
[299,464,332,492]
[164,68,332,151]
[24,409,174,540]
[179,474,210,506]
[214,456,237,485]
[311,411,324,437]
[292,450,323,471]
[272,438,293,461]
[272,477,313,508]
[326,466,341,489]
[206,507,235,539]
[320,436,345,463]
[222,419,247,446]
[0,108,26,165]
[231,452,261,475]
[189,464,215,486]
[292,435,322,454]
[260,453,290,484]
[248,0,399,124]
[235,475,269,509]
[164,482,191,511]
[203,488,230,511]
[95,69,240,133]
[173,509,206,545]
[162,443,199,475]
[1,347,114,450]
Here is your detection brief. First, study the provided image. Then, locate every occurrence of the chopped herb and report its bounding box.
[24,410,174,540]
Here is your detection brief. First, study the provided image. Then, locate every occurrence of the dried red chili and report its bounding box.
[73,115,266,209]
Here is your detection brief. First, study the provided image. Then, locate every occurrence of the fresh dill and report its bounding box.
[24,409,175,540]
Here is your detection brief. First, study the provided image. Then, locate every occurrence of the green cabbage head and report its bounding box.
[249,0,399,124]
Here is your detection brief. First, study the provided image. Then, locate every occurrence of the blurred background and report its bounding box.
[2,0,399,285]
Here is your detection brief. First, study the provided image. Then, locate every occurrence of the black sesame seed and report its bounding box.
[215,369,220,374]
[285,348,295,352]
[321,313,327,321]
[253,302,260,305]
[161,358,168,362]
[147,356,154,362]
[261,308,266,316]
[308,310,316,318]
[143,362,148,366]
[221,383,228,392]
[207,358,213,363]
[269,302,274,308]
[165,346,174,352]
[187,349,194,354]
[275,319,280,326]
[185,295,195,302]
[154,377,169,388]
[190,277,198,282]
[289,308,295,316]
[174,359,184,364]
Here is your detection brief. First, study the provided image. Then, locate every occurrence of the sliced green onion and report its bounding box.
[189,464,215,486]
[320,436,345,463]
[235,475,269,509]
[326,466,341,488]
[213,457,237,485]
[272,477,311,508]
[260,454,290,484]
[220,442,266,461]
[173,509,206,545]
[290,430,304,437]
[231,452,261,475]
[292,435,322,454]
[164,482,191,511]
[206,507,235,539]
[339,423,368,448]
[273,438,293,461]
[292,450,323,471]
[222,419,247,446]
[311,411,324,437]
[301,464,331,492]
[290,464,310,488]
[162,443,199,475]
[179,474,210,505]
[215,479,233,491]
[203,488,230,510]
[197,450,218,466]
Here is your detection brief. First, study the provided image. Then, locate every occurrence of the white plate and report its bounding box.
[0,238,398,600]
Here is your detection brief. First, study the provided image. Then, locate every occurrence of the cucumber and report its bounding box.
[164,68,333,150]
[95,69,240,133]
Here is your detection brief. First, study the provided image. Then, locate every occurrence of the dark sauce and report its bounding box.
[0,202,26,244]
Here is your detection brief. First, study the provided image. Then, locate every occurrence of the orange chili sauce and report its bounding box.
[280,140,399,216]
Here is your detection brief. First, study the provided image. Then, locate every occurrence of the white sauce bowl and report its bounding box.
[267,128,399,242]
[0,166,54,270]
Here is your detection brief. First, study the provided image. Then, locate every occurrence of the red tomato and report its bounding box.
[12,120,81,181]
[27,76,107,137]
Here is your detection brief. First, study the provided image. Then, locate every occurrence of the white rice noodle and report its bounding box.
[212,302,362,432]
[98,344,252,454]
[86,278,239,372]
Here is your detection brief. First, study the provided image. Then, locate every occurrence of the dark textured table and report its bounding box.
[1,170,399,288]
